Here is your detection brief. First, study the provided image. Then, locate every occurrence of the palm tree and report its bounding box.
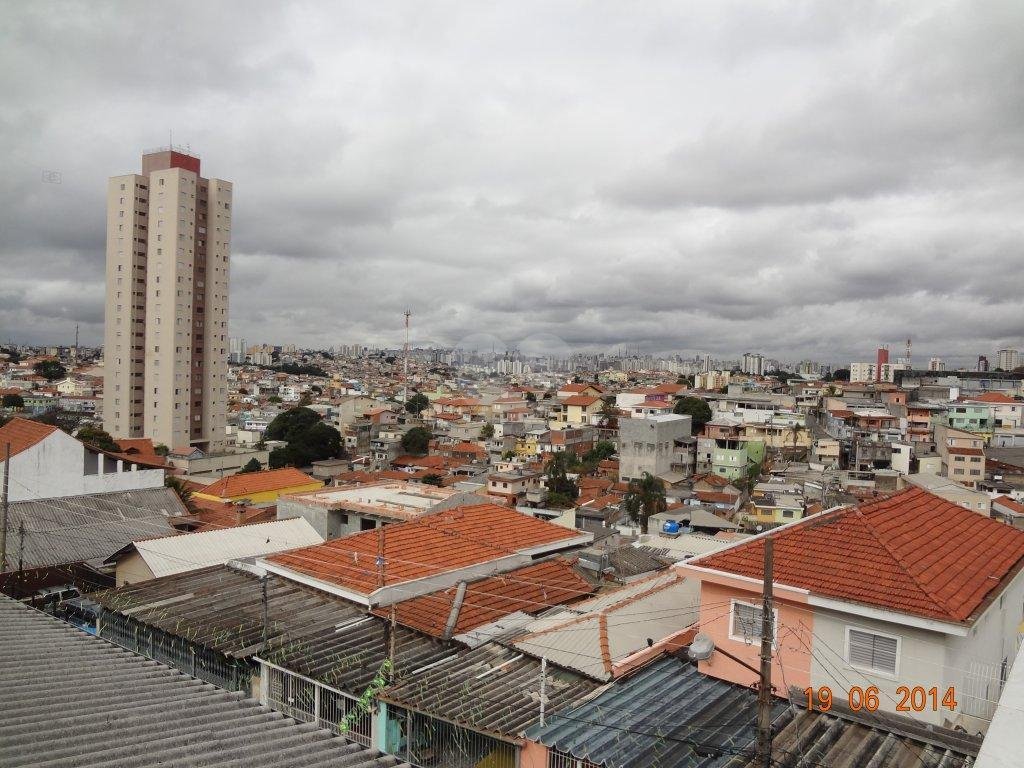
[622,472,667,535]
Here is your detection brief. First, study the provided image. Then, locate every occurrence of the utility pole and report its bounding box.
[378,525,394,676]
[1,442,10,574]
[756,537,775,768]
[17,521,25,600]
[260,574,269,650]
[539,656,548,727]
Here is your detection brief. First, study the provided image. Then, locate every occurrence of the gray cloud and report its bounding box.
[1,0,1022,366]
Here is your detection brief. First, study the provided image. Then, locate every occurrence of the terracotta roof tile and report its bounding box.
[0,418,58,458]
[372,559,595,637]
[561,395,602,407]
[695,487,1024,623]
[266,503,585,595]
[197,468,319,499]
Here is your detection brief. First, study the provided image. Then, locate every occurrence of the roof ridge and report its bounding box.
[854,489,959,616]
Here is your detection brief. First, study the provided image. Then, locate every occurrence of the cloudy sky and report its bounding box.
[2,1,1022,365]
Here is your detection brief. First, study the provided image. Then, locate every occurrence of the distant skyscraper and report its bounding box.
[742,352,765,376]
[875,346,889,383]
[997,348,1020,371]
[229,337,247,364]
[927,357,944,372]
[103,147,231,452]
[977,355,990,372]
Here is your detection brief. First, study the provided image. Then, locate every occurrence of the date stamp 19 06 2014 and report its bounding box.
[804,685,958,713]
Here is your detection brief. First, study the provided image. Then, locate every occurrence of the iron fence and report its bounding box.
[98,609,251,691]
[385,705,518,768]
[548,749,602,768]
[263,662,373,747]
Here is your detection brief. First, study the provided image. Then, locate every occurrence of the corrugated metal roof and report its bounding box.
[126,518,324,578]
[90,564,453,693]
[529,658,981,768]
[4,487,188,572]
[0,596,408,768]
[379,643,599,739]
[510,574,700,681]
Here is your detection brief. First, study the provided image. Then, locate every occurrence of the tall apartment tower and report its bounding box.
[103,147,231,453]
[875,346,889,382]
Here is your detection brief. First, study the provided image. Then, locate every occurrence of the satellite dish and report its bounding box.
[688,632,716,662]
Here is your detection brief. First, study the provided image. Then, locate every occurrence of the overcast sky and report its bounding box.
[2,1,1022,365]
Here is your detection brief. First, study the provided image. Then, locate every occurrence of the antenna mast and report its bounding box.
[905,337,912,368]
[403,310,411,404]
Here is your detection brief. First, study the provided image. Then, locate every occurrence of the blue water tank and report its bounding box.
[663,519,681,534]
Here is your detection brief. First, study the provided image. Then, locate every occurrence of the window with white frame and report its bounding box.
[729,600,776,644]
[846,627,900,676]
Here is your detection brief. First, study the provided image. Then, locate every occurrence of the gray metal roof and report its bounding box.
[0,596,408,768]
[4,487,188,572]
[90,564,453,693]
[379,643,599,739]
[527,657,981,768]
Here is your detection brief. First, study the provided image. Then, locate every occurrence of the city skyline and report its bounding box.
[2,2,1023,364]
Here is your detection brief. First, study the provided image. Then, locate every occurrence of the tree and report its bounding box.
[2,393,24,408]
[830,369,850,382]
[401,426,432,456]
[32,408,85,434]
[267,395,283,403]
[406,392,429,415]
[165,476,196,513]
[298,391,313,406]
[421,473,444,487]
[75,425,121,453]
[479,422,495,439]
[33,360,66,381]
[154,444,170,456]
[621,472,667,534]
[0,347,21,364]
[265,407,322,442]
[673,396,713,432]
[544,452,579,503]
[583,440,616,464]
[525,391,537,403]
[545,491,575,509]
[238,457,262,474]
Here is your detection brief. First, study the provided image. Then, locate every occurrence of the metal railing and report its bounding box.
[262,662,373,747]
[98,609,250,692]
[548,750,602,768]
[385,705,518,768]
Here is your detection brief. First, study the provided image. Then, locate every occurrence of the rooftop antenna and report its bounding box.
[905,337,912,368]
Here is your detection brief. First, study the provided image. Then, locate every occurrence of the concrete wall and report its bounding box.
[619,415,692,481]
[4,431,165,502]
[168,449,268,476]
[115,551,156,587]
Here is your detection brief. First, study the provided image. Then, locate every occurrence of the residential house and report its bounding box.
[0,418,165,502]
[549,394,604,430]
[618,413,693,484]
[105,517,323,586]
[191,467,322,506]
[681,487,1024,729]
[487,469,543,505]
[935,424,986,489]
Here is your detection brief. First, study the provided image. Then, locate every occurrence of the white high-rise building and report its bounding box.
[928,357,945,372]
[997,348,1020,371]
[229,337,247,364]
[742,352,765,376]
[103,147,231,453]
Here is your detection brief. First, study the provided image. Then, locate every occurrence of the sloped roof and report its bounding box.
[695,487,1024,624]
[0,417,58,458]
[4,488,188,572]
[196,467,319,499]
[115,518,324,578]
[266,503,590,596]
[0,596,409,768]
[510,573,700,680]
[528,656,979,768]
[371,558,595,637]
[562,395,602,407]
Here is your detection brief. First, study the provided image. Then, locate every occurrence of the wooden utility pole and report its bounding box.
[1,442,11,574]
[756,537,775,768]
[17,521,25,599]
[260,574,269,649]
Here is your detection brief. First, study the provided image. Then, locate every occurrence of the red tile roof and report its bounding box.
[694,488,1024,623]
[371,559,594,637]
[196,467,320,499]
[964,392,1018,404]
[947,447,984,456]
[562,395,602,407]
[266,503,586,595]
[0,417,58,457]
[994,496,1024,515]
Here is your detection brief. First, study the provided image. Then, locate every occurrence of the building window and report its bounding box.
[846,627,899,676]
[729,600,776,644]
